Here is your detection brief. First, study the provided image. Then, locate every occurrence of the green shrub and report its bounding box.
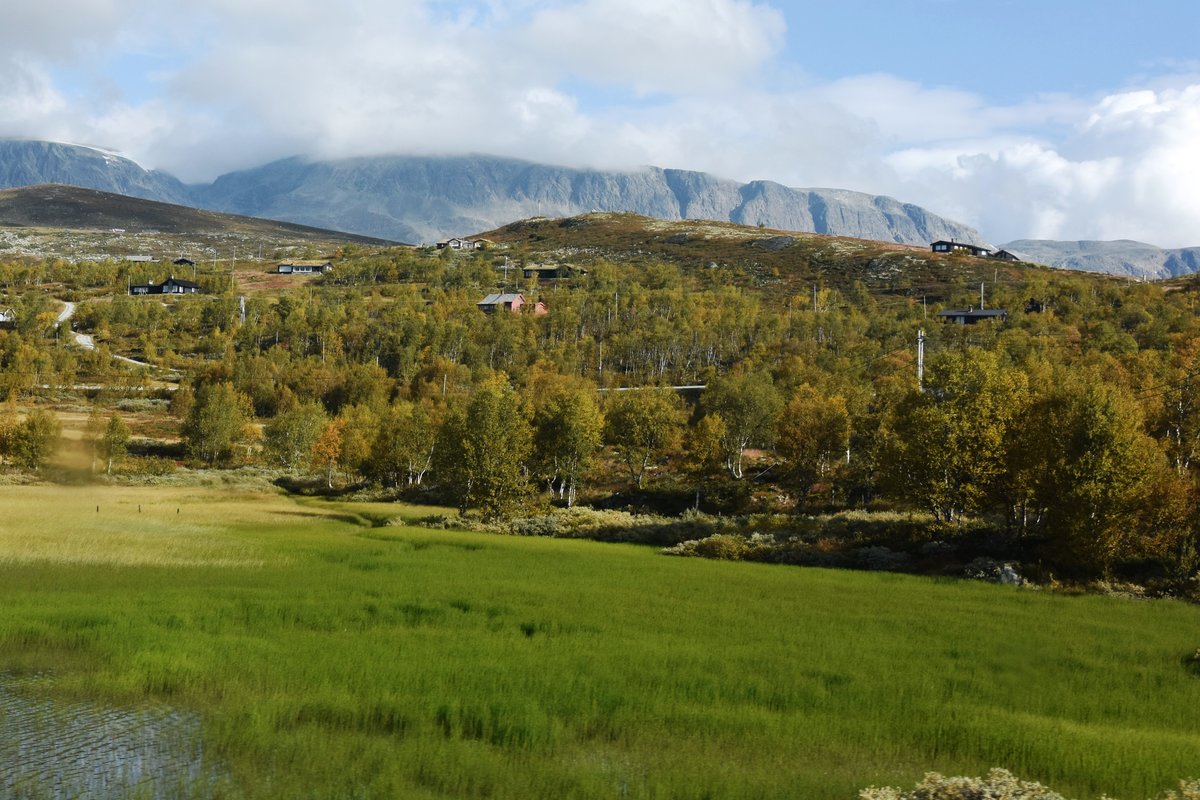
[693,533,750,560]
[860,770,1200,800]
[119,456,178,477]
[860,769,1066,800]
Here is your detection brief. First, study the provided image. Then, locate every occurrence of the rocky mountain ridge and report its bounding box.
[1002,239,1200,280]
[0,139,986,249]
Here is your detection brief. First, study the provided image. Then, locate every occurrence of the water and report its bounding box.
[0,675,230,799]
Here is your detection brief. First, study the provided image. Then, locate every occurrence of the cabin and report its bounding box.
[129,276,203,296]
[931,240,992,258]
[436,238,484,251]
[277,260,333,274]
[0,308,15,329]
[173,257,196,267]
[991,249,1022,262]
[161,276,202,294]
[123,255,158,264]
[936,308,1008,325]
[477,292,548,315]
[521,265,584,280]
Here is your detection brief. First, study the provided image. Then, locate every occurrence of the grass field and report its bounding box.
[1,485,1198,799]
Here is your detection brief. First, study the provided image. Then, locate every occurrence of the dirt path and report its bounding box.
[56,301,96,350]
[58,300,170,371]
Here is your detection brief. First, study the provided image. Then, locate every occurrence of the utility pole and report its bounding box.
[980,281,985,309]
[812,284,818,312]
[917,329,926,392]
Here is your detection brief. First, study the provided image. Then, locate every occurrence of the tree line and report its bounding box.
[4,245,1200,581]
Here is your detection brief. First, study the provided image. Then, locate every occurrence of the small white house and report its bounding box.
[277,260,333,274]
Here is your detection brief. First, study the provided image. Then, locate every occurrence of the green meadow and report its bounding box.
[1,485,1198,799]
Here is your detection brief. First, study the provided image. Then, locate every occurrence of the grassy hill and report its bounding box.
[477,212,1150,307]
[0,184,399,243]
[0,184,402,266]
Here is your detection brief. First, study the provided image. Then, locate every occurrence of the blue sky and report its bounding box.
[781,1,1200,102]
[2,0,1200,246]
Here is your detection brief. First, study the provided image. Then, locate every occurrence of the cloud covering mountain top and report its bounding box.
[1,1,1199,247]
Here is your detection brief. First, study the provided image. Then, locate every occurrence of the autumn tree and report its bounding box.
[182,381,253,466]
[881,348,1027,523]
[1022,379,1184,575]
[368,399,440,487]
[2,409,62,471]
[263,401,328,470]
[700,372,783,478]
[434,378,532,518]
[532,384,603,507]
[603,390,686,489]
[776,385,851,510]
[333,403,379,481]
[311,419,344,489]
[682,412,726,510]
[97,414,131,475]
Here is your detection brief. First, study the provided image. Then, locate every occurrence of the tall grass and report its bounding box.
[0,487,1198,798]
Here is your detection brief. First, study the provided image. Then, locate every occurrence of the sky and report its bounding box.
[2,0,1200,247]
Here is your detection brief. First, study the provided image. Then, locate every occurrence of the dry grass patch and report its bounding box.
[0,485,307,567]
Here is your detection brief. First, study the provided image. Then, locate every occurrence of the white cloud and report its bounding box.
[881,85,1200,247]
[1,1,1200,247]
[0,59,67,124]
[524,0,785,95]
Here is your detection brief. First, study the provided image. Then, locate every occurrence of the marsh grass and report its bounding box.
[1,486,1199,798]
[0,485,281,567]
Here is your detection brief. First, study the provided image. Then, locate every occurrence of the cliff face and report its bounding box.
[0,140,192,206]
[0,140,987,246]
[1003,239,1200,279]
[195,155,989,246]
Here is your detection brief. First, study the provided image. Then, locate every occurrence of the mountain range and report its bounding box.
[999,239,1200,280]
[0,140,984,249]
[3,139,1197,278]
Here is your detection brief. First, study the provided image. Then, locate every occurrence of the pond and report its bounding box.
[0,675,229,799]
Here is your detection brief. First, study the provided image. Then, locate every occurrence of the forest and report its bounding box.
[3,218,1200,591]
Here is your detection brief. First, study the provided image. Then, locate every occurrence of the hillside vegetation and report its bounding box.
[1,211,1198,591]
[0,184,396,262]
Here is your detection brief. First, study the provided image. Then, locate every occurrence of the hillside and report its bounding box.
[0,184,400,264]
[0,184,396,242]
[478,212,1055,301]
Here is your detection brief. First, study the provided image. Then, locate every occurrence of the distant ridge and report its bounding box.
[0,184,399,245]
[0,140,987,249]
[193,154,991,247]
[1003,239,1200,279]
[0,139,191,204]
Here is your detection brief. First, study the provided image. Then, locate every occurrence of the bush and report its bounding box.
[503,507,731,546]
[859,769,1066,800]
[693,533,751,560]
[119,456,178,477]
[115,398,170,413]
[859,769,1200,800]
